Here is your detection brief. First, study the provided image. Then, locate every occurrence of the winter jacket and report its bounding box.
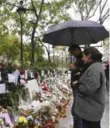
[73,62,106,121]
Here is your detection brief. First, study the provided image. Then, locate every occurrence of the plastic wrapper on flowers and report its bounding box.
[15,75,71,127]
[0,68,71,127]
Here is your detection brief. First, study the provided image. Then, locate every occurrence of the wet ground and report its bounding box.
[59,94,109,128]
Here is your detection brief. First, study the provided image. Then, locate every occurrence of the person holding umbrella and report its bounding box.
[73,47,106,128]
[68,44,84,128]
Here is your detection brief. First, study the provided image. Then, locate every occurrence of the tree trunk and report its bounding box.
[19,13,23,66]
[31,24,37,65]
[30,0,45,65]
[47,50,51,63]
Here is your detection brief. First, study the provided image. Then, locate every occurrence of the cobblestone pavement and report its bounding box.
[59,95,109,128]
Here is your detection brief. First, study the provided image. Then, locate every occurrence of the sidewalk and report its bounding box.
[58,97,73,128]
[59,95,109,128]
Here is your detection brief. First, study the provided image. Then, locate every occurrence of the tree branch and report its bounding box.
[102,14,109,23]
[101,0,108,14]
[31,0,39,19]
[37,0,45,23]
[31,0,45,28]
[85,2,89,17]
[86,1,96,18]
[6,2,18,7]
[35,31,49,53]
[31,0,45,63]
[99,0,102,24]
[102,9,109,20]
[78,3,84,20]
[37,36,51,62]
[86,0,102,20]
[35,31,51,62]
[79,9,84,20]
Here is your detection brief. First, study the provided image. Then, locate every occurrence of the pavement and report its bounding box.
[58,94,109,128]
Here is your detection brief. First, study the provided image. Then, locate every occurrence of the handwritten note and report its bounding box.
[0,113,13,126]
[0,83,6,94]
[25,79,40,99]
[0,71,2,81]
[8,73,16,83]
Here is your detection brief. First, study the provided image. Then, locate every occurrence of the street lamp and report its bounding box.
[17,0,26,65]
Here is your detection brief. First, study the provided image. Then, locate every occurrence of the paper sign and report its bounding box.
[13,69,20,85]
[31,100,41,109]
[41,70,44,76]
[27,115,33,120]
[20,79,26,84]
[34,119,41,125]
[30,72,34,78]
[25,79,40,99]
[19,104,31,110]
[25,70,28,79]
[20,74,25,79]
[0,71,2,81]
[8,73,16,83]
[0,83,6,94]
[0,113,13,126]
[48,70,50,75]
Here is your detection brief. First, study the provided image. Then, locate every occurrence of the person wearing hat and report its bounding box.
[73,47,106,128]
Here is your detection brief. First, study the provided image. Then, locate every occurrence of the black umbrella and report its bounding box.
[43,20,109,46]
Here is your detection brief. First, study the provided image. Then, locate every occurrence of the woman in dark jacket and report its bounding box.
[73,47,106,128]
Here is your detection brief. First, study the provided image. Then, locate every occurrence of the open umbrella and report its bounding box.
[43,20,109,46]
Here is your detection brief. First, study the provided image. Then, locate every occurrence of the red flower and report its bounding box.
[41,83,49,91]
[43,120,53,128]
[20,70,25,75]
[34,72,38,78]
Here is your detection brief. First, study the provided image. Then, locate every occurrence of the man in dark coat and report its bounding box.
[68,44,84,128]
[68,45,84,89]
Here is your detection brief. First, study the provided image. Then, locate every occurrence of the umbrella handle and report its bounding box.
[70,56,76,63]
[70,56,73,63]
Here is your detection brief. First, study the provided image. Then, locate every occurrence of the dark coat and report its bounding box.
[105,64,109,80]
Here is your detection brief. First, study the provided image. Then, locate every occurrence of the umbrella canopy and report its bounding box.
[43,20,109,46]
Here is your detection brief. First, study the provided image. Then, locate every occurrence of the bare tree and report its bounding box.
[71,0,99,20]
[71,0,109,22]
[98,0,109,24]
